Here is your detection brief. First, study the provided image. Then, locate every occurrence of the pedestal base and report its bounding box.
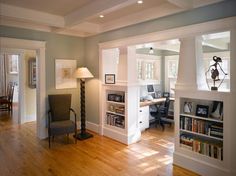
[211,87,218,91]
[75,132,93,140]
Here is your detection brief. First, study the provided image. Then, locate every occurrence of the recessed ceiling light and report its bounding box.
[99,15,104,18]
[137,0,143,4]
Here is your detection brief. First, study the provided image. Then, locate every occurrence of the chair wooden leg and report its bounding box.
[161,122,165,131]
[67,134,69,143]
[48,136,51,148]
[75,131,77,144]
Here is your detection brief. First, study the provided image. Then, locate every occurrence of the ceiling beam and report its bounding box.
[0,3,64,28]
[167,0,193,9]
[64,0,139,27]
[101,2,183,33]
[202,41,228,50]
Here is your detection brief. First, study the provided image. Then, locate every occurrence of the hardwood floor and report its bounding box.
[0,108,199,176]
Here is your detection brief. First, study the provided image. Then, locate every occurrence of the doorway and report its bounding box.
[0,53,20,124]
[0,37,47,139]
[0,50,37,124]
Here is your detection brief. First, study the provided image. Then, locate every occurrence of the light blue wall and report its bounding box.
[84,0,236,124]
[0,0,235,124]
[0,26,85,114]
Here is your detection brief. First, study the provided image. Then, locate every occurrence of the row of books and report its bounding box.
[106,113,125,129]
[180,116,223,139]
[180,134,223,161]
[108,106,125,115]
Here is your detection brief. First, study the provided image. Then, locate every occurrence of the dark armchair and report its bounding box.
[48,94,77,148]
[0,82,15,112]
[150,97,173,130]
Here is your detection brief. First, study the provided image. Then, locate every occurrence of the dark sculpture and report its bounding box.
[206,56,228,91]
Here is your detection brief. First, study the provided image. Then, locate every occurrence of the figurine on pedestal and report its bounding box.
[205,56,228,91]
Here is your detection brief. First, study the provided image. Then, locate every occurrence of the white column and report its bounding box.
[229,28,236,176]
[127,46,138,85]
[117,46,128,83]
[36,47,47,139]
[175,36,198,90]
[196,36,208,90]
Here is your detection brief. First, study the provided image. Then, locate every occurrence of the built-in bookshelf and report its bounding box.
[179,98,224,161]
[105,90,126,129]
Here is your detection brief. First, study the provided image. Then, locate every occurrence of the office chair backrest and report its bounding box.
[164,97,170,115]
[48,94,71,121]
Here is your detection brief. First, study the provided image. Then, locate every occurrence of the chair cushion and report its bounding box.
[49,120,76,135]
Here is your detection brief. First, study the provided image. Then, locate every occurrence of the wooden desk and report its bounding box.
[140,97,175,107]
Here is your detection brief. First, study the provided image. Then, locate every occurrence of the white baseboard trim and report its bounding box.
[76,121,99,134]
[25,114,36,123]
[102,126,141,145]
[173,152,230,176]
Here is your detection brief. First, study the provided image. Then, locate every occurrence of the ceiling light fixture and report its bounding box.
[99,15,104,18]
[137,0,143,4]
[149,47,154,54]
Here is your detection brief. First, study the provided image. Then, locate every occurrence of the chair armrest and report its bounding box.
[69,108,77,122]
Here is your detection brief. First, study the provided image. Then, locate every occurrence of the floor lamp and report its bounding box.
[74,67,94,140]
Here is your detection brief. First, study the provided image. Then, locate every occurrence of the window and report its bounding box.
[136,54,161,84]
[145,62,154,79]
[165,55,179,95]
[8,54,19,74]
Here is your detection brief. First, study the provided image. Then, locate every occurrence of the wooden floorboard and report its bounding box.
[0,107,199,176]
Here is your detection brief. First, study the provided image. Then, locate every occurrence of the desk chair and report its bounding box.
[149,97,172,130]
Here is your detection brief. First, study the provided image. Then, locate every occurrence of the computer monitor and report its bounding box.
[147,85,155,98]
[147,85,154,93]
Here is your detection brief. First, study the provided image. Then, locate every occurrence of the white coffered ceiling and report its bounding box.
[0,0,224,37]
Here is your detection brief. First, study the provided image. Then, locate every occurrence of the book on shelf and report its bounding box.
[180,134,223,161]
[180,115,223,139]
[106,113,125,129]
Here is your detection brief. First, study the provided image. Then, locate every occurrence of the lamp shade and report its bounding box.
[74,67,94,79]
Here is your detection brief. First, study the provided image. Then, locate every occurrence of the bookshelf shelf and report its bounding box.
[101,85,141,145]
[106,101,125,105]
[104,124,125,133]
[180,129,223,141]
[105,90,126,130]
[106,111,125,117]
[179,97,224,162]
[180,113,223,123]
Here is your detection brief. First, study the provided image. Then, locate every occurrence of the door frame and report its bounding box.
[0,37,47,139]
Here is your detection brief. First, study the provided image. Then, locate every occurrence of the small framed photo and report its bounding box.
[183,102,193,114]
[196,105,209,117]
[105,74,115,84]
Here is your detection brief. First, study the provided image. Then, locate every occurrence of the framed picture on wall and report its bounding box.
[55,59,77,89]
[105,74,115,84]
[28,58,36,88]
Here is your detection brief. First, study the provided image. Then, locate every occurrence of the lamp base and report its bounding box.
[75,132,93,140]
